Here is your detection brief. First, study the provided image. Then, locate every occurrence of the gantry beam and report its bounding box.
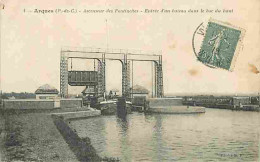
[60,47,164,98]
[62,52,161,62]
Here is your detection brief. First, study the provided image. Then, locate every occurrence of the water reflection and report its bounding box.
[116,113,132,161]
[116,112,128,134]
[70,109,260,161]
[152,115,164,161]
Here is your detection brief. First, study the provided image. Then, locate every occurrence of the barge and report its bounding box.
[98,99,132,115]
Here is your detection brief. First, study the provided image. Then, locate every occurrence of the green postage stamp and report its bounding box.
[197,18,245,71]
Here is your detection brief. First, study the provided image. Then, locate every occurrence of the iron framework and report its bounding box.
[60,47,164,98]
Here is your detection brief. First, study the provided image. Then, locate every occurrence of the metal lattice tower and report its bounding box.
[126,61,131,98]
[122,54,131,99]
[156,56,164,98]
[97,53,106,97]
[60,51,68,97]
[97,59,105,97]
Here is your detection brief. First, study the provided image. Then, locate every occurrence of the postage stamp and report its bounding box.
[193,18,245,71]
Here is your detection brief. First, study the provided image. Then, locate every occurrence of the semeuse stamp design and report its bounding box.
[194,18,245,71]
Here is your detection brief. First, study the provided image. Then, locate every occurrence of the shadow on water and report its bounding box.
[116,112,128,134]
[151,115,168,161]
[116,97,129,134]
[116,99,132,162]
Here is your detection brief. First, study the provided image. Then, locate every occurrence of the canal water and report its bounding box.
[70,108,260,161]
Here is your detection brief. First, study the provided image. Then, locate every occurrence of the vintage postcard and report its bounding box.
[0,0,259,162]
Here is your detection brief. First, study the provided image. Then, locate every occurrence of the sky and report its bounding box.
[0,0,260,95]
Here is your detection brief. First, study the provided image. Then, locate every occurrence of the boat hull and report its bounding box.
[98,101,132,115]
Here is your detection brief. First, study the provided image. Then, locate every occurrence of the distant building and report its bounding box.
[131,85,149,98]
[8,96,15,99]
[232,96,251,106]
[35,84,59,99]
[130,85,149,107]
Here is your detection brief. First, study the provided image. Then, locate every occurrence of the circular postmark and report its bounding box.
[192,20,216,69]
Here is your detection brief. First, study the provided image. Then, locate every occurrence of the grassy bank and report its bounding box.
[0,110,78,161]
[0,108,120,162]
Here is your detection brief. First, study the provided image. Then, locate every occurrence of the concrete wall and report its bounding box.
[36,94,58,99]
[2,98,83,109]
[51,112,101,161]
[60,98,82,108]
[51,109,101,120]
[148,106,205,114]
[3,99,55,109]
[148,98,183,108]
[132,96,146,106]
[133,94,149,98]
[233,97,251,106]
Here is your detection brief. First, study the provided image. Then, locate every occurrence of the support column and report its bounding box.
[160,56,164,97]
[60,51,68,98]
[102,53,106,96]
[154,56,164,98]
[122,54,131,99]
[154,62,158,97]
[131,60,134,100]
[126,60,131,98]
[97,55,106,98]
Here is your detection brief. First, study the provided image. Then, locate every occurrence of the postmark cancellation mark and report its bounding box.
[197,19,245,71]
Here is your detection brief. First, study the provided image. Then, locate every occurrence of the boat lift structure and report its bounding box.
[60,47,164,99]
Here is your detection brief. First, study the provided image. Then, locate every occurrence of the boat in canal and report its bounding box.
[98,99,132,115]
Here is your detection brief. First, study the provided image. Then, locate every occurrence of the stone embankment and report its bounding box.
[147,98,206,114]
[0,101,118,162]
[51,108,119,162]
